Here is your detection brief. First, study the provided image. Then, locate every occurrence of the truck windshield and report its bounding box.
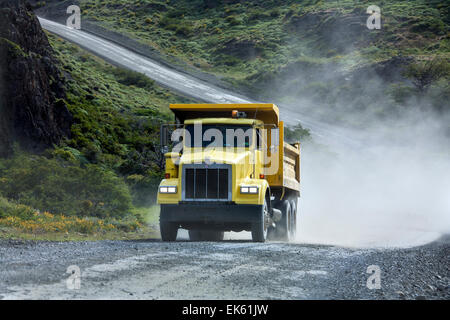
[185,124,253,148]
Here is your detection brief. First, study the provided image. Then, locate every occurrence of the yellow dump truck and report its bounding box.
[158,104,300,242]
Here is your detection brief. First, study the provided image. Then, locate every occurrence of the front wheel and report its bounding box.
[160,221,178,241]
[252,200,269,242]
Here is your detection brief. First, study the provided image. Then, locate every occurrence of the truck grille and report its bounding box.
[183,165,231,201]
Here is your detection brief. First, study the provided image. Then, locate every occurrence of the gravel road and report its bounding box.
[0,235,448,300]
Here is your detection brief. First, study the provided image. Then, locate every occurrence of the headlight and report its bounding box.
[240,186,259,194]
[160,186,177,194]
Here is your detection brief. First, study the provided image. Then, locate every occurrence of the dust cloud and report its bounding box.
[296,110,450,248]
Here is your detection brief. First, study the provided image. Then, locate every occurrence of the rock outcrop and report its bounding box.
[0,0,72,157]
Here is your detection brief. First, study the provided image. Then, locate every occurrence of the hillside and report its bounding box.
[0,1,193,239]
[35,0,450,125]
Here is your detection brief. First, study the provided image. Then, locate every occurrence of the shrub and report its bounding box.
[284,123,312,143]
[215,54,241,66]
[0,152,133,218]
[225,15,241,26]
[404,58,450,93]
[0,196,36,219]
[410,18,445,35]
[0,213,142,234]
[112,68,155,89]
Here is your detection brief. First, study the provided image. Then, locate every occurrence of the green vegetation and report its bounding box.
[0,151,132,218]
[0,37,28,58]
[404,57,450,93]
[0,197,158,241]
[73,1,448,79]
[0,195,158,240]
[46,0,448,123]
[0,33,193,239]
[284,123,312,144]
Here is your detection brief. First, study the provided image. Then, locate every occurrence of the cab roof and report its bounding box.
[184,118,263,126]
[170,103,280,126]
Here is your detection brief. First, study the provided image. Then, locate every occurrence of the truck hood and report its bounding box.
[179,148,253,166]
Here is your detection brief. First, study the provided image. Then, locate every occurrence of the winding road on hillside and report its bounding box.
[38,17,360,149]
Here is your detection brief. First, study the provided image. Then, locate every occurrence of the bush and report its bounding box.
[225,15,241,26]
[410,18,446,35]
[0,152,133,218]
[159,16,193,36]
[112,68,155,89]
[284,123,312,143]
[0,196,36,219]
[215,54,241,66]
[248,11,270,22]
[404,58,450,93]
[0,213,143,234]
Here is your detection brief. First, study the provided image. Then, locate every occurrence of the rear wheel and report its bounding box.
[289,199,297,239]
[275,200,293,242]
[252,199,269,242]
[160,221,178,242]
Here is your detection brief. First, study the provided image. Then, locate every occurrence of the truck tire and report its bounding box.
[252,199,269,242]
[189,230,224,241]
[289,199,297,239]
[160,222,178,241]
[275,200,292,242]
[267,225,276,240]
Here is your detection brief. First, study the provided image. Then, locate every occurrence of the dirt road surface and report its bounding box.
[0,235,448,300]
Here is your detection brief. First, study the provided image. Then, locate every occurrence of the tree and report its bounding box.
[404,58,450,93]
[284,123,311,144]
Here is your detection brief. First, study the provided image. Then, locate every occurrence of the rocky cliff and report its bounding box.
[0,0,72,157]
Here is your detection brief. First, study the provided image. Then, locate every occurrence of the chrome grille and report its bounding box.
[183,164,231,201]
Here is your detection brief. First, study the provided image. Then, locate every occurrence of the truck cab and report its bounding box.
[158,104,300,242]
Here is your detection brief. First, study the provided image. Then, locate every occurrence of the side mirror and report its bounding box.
[160,124,169,153]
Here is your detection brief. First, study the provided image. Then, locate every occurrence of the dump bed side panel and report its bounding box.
[266,121,300,192]
[283,142,300,192]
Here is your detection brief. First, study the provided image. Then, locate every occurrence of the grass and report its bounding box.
[57,0,448,81]
[0,226,159,241]
[0,196,160,241]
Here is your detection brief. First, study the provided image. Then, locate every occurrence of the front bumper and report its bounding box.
[160,202,262,231]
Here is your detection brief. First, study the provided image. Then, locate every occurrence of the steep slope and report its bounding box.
[35,0,449,126]
[0,0,72,157]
